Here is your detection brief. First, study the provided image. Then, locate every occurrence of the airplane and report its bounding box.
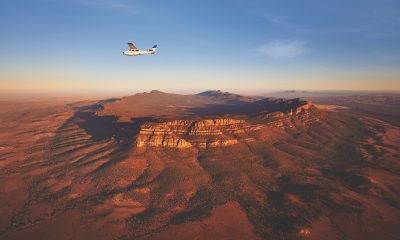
[122,43,157,56]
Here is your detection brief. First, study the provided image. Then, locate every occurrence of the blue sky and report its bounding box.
[1,0,399,94]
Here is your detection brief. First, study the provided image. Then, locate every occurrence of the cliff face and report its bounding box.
[136,119,253,148]
[135,102,319,148]
[259,101,320,126]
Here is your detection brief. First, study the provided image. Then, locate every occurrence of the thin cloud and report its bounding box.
[73,0,136,14]
[259,40,309,59]
[260,14,287,26]
[295,27,366,35]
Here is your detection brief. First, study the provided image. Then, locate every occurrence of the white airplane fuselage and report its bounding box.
[122,49,155,56]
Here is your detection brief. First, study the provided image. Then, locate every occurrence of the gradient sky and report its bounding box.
[1,0,400,94]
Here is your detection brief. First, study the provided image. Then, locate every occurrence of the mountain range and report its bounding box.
[0,91,399,240]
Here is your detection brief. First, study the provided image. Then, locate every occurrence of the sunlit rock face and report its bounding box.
[136,119,247,148]
[135,101,320,148]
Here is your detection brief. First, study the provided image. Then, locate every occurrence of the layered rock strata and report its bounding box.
[135,102,319,148]
[136,119,256,148]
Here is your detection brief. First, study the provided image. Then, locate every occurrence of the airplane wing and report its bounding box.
[127,43,138,50]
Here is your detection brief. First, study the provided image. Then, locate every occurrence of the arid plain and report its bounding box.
[0,91,399,240]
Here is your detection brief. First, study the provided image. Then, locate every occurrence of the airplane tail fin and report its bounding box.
[149,45,157,53]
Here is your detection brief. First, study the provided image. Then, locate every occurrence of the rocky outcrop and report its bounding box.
[259,101,319,124]
[135,101,319,148]
[136,119,259,148]
[136,133,192,148]
[290,101,314,115]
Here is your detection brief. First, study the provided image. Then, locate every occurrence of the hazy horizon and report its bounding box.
[1,87,400,100]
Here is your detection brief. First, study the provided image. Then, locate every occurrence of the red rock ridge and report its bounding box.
[136,102,319,148]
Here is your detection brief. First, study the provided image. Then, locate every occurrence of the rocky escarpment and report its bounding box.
[258,101,320,126]
[136,119,260,148]
[136,101,320,148]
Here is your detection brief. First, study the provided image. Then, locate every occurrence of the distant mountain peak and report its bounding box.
[197,90,225,96]
[149,90,165,94]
